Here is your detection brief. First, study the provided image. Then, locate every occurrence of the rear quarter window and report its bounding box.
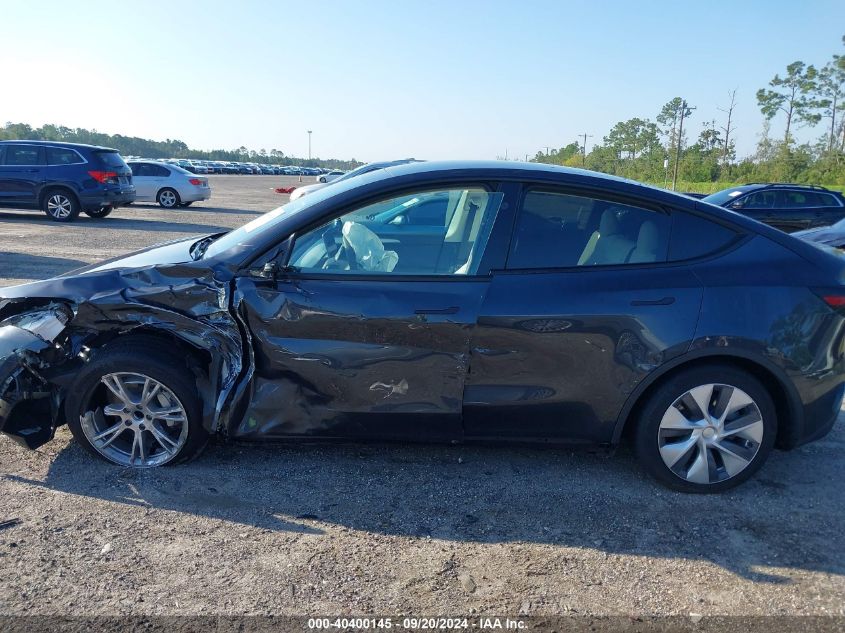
[669,212,740,261]
[817,192,842,207]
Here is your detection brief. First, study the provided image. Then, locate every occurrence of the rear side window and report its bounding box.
[46,147,84,165]
[507,191,670,269]
[669,212,739,261]
[152,164,171,177]
[782,190,814,208]
[129,163,150,177]
[95,151,128,169]
[3,145,42,166]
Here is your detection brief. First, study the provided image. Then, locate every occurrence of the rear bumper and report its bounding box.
[180,187,212,203]
[793,380,845,447]
[79,187,136,210]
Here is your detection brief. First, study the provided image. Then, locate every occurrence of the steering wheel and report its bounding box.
[320,219,359,270]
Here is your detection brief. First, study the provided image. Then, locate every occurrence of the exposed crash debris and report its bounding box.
[0,304,74,448]
[0,261,248,454]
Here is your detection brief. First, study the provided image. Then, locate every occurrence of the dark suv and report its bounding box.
[702,183,845,232]
[0,141,135,222]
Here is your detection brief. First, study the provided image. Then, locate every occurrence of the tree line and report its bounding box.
[0,122,361,170]
[532,35,845,188]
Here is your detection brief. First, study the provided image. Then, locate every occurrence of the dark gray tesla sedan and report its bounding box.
[1,161,843,493]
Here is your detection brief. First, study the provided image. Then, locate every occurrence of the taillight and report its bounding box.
[189,178,203,186]
[88,170,118,184]
[822,295,845,308]
[812,288,845,310]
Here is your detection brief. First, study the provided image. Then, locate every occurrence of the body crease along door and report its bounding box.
[462,265,703,445]
[233,275,491,441]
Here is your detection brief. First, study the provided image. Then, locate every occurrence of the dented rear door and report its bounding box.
[233,275,489,441]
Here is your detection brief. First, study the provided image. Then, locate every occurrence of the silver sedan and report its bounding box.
[126,161,212,208]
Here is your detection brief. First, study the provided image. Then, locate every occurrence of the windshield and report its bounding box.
[702,187,755,206]
[202,171,383,259]
[334,163,378,183]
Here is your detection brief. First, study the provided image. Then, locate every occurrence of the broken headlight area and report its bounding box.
[0,304,75,449]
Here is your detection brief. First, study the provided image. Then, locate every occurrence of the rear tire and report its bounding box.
[157,188,181,208]
[85,206,112,218]
[42,188,80,222]
[66,338,209,467]
[633,365,776,493]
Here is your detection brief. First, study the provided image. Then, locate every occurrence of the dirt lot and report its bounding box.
[0,175,843,618]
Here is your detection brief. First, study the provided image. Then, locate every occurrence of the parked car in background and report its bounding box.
[0,140,135,221]
[126,160,211,208]
[318,170,345,183]
[2,161,844,493]
[289,158,422,201]
[793,217,845,253]
[702,183,845,232]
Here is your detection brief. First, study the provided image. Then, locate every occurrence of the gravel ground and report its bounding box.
[0,175,843,618]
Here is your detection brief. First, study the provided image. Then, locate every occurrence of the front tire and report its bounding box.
[633,365,776,493]
[85,206,112,218]
[157,188,180,208]
[42,189,80,222]
[66,339,209,467]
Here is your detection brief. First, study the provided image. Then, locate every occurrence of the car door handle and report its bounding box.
[415,306,460,315]
[631,297,675,306]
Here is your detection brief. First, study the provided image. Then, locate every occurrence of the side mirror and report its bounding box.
[250,261,279,279]
[728,201,744,210]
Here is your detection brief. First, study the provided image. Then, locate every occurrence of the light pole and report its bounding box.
[307,130,312,161]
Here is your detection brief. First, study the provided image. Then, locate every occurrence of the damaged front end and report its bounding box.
[0,304,74,448]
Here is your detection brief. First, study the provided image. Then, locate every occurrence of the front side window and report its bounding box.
[508,191,670,269]
[737,191,776,209]
[4,145,41,166]
[288,188,504,276]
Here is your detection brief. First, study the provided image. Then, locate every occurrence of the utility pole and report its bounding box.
[307,130,312,161]
[671,101,694,191]
[580,133,593,166]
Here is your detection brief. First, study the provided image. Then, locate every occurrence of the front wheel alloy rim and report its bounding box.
[47,194,72,218]
[658,383,764,485]
[80,372,189,467]
[159,191,177,207]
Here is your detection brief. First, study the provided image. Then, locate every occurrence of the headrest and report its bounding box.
[637,221,658,250]
[599,209,619,235]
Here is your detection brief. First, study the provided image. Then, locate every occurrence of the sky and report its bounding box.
[2,0,844,162]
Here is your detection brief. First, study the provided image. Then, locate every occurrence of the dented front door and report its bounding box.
[233,275,489,441]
